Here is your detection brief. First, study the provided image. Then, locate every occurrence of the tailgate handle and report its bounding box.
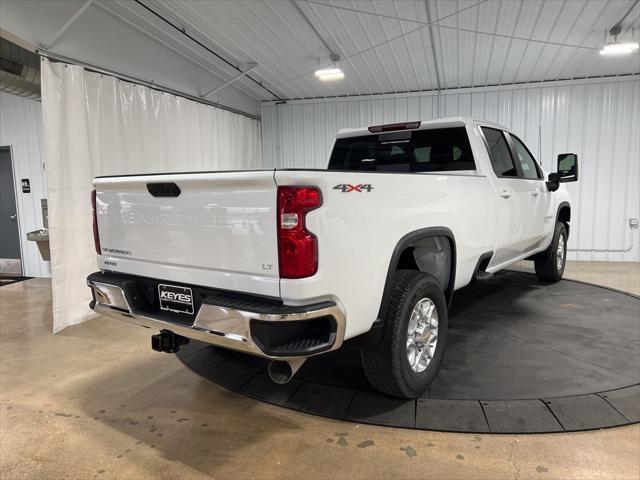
[147,183,181,197]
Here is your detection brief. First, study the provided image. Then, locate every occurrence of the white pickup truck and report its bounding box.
[87,117,578,398]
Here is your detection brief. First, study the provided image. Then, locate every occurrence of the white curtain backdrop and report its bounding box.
[41,59,262,333]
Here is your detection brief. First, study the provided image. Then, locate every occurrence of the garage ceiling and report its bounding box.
[137,0,640,100]
[2,0,639,104]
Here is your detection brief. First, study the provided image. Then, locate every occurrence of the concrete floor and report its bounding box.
[1,262,639,480]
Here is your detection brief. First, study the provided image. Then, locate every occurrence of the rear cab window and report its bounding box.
[328,127,476,173]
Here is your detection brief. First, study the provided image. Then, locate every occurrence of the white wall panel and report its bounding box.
[262,77,640,262]
[0,92,50,277]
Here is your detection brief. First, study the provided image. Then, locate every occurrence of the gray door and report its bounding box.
[0,147,21,261]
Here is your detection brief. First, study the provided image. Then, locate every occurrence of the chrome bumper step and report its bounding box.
[87,271,345,361]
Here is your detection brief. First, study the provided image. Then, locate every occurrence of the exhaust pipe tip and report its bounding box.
[268,361,294,384]
[268,358,307,384]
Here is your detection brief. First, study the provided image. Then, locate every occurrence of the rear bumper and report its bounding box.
[87,272,346,360]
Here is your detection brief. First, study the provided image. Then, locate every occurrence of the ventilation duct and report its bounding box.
[0,37,41,100]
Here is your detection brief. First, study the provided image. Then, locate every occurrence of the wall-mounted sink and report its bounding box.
[27,228,50,261]
[26,199,50,261]
[27,228,48,242]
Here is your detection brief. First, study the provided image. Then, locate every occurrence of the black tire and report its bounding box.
[534,222,567,282]
[361,270,448,398]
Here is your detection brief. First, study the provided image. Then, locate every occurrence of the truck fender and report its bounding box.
[527,201,571,261]
[348,227,457,349]
[556,201,571,237]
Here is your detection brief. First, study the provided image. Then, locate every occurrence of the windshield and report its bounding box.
[328,127,476,173]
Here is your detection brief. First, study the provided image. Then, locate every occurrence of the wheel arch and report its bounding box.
[377,227,457,320]
[346,227,457,349]
[527,201,571,263]
[557,201,571,237]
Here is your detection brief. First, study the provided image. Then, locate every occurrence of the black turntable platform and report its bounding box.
[177,271,640,433]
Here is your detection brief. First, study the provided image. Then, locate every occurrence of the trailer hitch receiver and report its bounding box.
[151,330,189,353]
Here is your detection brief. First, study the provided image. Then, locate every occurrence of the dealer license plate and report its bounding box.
[158,284,194,314]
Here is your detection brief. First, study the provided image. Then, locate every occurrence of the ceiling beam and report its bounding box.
[201,64,258,98]
[96,1,267,100]
[290,0,335,57]
[43,0,94,49]
[304,0,484,27]
[303,0,601,51]
[424,0,442,91]
[133,0,286,101]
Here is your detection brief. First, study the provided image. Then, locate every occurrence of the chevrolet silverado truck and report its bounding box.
[87,117,578,398]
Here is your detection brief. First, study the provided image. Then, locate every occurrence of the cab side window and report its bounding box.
[481,127,517,177]
[509,134,542,180]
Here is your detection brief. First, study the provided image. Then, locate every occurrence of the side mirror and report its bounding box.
[557,153,578,182]
[546,172,560,192]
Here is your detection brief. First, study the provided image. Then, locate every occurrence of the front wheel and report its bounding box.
[361,270,448,398]
[534,222,567,282]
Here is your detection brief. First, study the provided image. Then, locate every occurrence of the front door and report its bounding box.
[506,133,554,252]
[0,147,22,274]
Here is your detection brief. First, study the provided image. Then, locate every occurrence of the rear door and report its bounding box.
[480,127,529,266]
[94,171,280,298]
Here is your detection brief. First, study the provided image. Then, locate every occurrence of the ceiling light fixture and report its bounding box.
[314,54,344,81]
[600,21,639,55]
[314,67,344,81]
[600,41,639,55]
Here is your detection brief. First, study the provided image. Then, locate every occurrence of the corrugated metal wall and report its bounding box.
[0,91,50,277]
[262,76,640,262]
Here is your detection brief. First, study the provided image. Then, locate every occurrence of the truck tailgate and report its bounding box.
[94,171,280,298]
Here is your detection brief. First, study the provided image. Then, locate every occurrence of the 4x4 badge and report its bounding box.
[333,184,373,193]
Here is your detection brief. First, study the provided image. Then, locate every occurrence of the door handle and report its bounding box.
[9,214,17,221]
[501,190,511,199]
[531,189,539,197]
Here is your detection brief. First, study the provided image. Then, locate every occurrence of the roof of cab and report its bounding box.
[335,116,510,139]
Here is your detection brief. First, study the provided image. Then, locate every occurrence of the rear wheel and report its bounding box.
[362,270,448,398]
[534,222,567,282]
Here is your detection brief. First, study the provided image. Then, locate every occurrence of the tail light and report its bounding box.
[277,186,322,278]
[91,189,101,254]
